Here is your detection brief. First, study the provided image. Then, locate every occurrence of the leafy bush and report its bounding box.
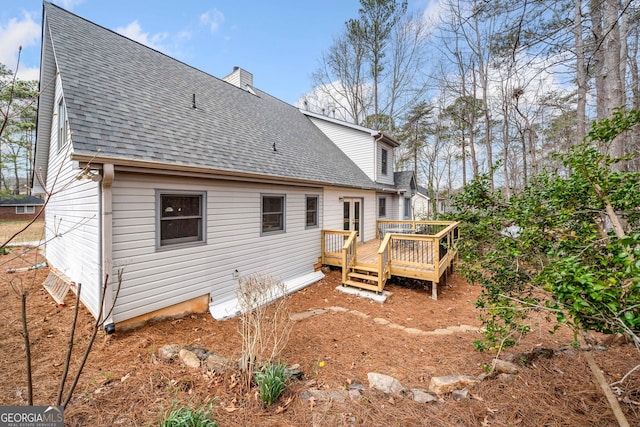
[254,362,290,406]
[454,109,640,352]
[159,404,219,427]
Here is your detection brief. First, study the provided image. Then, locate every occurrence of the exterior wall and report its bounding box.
[412,194,430,220]
[376,142,395,186]
[322,187,376,242]
[308,117,375,180]
[0,205,44,221]
[110,172,324,323]
[44,75,102,318]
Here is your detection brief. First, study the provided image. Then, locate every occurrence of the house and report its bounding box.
[34,3,418,331]
[0,195,44,221]
[412,186,451,220]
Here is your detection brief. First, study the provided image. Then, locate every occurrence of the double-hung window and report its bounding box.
[378,197,387,217]
[157,192,205,247]
[404,197,412,219]
[381,148,388,175]
[16,206,35,214]
[306,195,319,228]
[262,194,285,234]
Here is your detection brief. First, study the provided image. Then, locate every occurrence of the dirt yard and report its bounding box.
[1,246,639,426]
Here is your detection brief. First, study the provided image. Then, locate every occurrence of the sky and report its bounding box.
[1,0,433,105]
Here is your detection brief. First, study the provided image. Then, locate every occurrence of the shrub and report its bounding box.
[159,404,219,427]
[254,362,290,406]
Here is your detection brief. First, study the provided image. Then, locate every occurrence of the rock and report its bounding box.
[373,317,391,325]
[348,389,362,400]
[496,373,516,382]
[404,328,425,335]
[179,349,201,369]
[493,359,520,375]
[513,348,554,366]
[409,388,438,403]
[451,388,470,401]
[184,344,209,360]
[286,369,305,381]
[158,344,181,361]
[205,353,233,373]
[367,372,404,394]
[429,375,480,395]
[300,389,347,403]
[321,266,331,274]
[290,308,327,321]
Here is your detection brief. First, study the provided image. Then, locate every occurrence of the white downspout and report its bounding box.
[101,164,115,333]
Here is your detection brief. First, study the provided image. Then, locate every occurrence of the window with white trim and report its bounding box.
[157,192,205,247]
[262,194,285,234]
[306,195,319,228]
[57,98,68,151]
[16,206,35,214]
[404,197,412,219]
[381,148,388,175]
[378,197,387,217]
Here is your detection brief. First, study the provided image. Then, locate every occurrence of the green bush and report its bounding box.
[159,404,219,427]
[254,362,290,406]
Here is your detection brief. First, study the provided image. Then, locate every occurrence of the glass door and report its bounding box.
[343,198,363,241]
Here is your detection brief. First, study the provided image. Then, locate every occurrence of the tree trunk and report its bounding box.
[574,0,588,142]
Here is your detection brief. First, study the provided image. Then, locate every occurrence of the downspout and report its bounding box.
[373,132,383,183]
[101,164,115,333]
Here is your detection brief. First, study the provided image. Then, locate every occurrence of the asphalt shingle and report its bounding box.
[44,3,378,189]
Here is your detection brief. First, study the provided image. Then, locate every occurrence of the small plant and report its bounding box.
[254,362,290,406]
[160,403,219,427]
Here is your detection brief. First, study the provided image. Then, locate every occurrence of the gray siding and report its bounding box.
[44,76,101,318]
[322,187,376,242]
[376,142,395,185]
[110,173,323,322]
[308,118,375,181]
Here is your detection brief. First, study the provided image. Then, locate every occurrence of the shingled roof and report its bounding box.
[38,2,378,189]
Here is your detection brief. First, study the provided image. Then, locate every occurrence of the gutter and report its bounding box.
[101,164,115,333]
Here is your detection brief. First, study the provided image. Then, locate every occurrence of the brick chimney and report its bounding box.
[223,66,253,89]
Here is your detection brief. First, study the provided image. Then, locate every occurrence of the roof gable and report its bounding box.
[40,3,377,190]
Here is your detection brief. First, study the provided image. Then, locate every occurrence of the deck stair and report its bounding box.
[345,263,384,293]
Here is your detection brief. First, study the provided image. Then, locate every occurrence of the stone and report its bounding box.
[429,375,480,395]
[321,266,331,274]
[158,344,181,361]
[373,317,390,325]
[290,308,327,321]
[367,372,404,394]
[326,306,348,313]
[410,388,438,403]
[451,388,470,401]
[299,389,347,403]
[493,359,520,375]
[205,353,233,373]
[496,373,517,382]
[348,389,362,400]
[184,344,209,360]
[179,349,201,369]
[404,327,425,335]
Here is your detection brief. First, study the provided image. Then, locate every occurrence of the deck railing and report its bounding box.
[377,220,454,239]
[376,233,392,291]
[321,230,352,265]
[341,231,358,284]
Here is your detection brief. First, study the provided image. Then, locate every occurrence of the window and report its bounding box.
[381,148,388,175]
[378,197,386,217]
[57,98,68,151]
[262,194,285,234]
[404,197,412,219]
[157,192,204,247]
[16,206,35,214]
[306,195,319,228]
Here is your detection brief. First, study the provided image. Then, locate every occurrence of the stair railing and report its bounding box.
[341,231,358,284]
[376,233,392,292]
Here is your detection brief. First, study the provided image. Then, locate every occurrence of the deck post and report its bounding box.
[432,235,440,300]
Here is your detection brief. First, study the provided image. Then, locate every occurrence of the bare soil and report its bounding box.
[1,247,639,426]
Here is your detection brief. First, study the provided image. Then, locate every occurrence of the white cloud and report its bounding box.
[0,12,40,74]
[116,21,169,52]
[200,9,224,33]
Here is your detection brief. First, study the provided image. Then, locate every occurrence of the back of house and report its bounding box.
[34,2,415,330]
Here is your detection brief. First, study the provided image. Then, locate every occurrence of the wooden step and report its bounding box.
[351,264,377,273]
[348,272,379,281]
[343,280,381,293]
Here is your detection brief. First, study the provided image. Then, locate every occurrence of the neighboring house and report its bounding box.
[413,186,450,220]
[0,196,44,221]
[34,3,415,331]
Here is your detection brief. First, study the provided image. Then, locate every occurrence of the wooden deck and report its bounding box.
[321,221,459,300]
